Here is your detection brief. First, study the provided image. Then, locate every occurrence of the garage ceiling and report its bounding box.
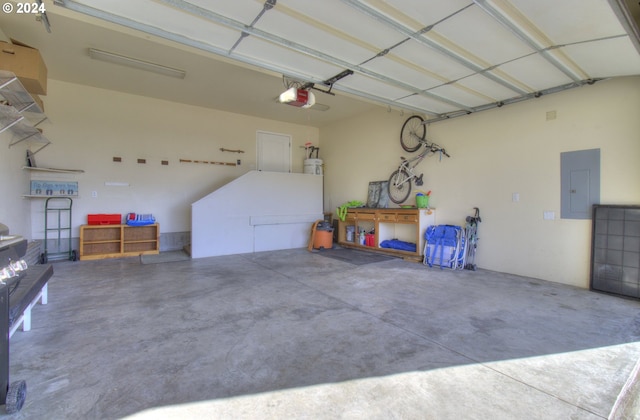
[3,1,640,126]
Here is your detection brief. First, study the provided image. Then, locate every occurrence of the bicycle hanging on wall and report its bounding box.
[388,115,450,204]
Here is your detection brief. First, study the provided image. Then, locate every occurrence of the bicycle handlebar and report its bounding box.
[426,143,450,158]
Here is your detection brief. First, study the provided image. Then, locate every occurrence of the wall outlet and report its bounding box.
[512,192,519,202]
[91,191,98,198]
[237,159,241,165]
[543,211,555,220]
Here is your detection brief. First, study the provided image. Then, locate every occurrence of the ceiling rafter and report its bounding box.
[156,0,475,113]
[473,0,588,82]
[269,1,499,105]
[49,0,640,123]
[228,0,276,54]
[427,78,601,123]
[341,0,529,95]
[54,0,427,114]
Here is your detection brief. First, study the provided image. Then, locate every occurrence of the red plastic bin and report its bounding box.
[87,214,122,225]
[365,233,375,247]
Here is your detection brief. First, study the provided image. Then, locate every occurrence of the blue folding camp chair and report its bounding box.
[423,225,466,270]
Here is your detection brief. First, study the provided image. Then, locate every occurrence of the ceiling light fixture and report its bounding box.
[88,48,186,79]
[278,87,315,108]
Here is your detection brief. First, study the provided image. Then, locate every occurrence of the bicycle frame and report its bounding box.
[389,115,451,205]
[393,142,433,188]
[395,154,424,188]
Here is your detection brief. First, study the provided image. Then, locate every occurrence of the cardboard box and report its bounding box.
[0,40,47,94]
[31,93,44,112]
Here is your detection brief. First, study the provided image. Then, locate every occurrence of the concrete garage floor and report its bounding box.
[7,248,640,419]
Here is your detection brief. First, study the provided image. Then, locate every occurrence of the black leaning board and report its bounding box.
[591,205,640,299]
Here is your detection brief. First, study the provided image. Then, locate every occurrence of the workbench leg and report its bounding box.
[41,284,48,305]
[22,306,32,332]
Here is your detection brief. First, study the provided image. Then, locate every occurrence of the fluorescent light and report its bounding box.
[88,48,186,79]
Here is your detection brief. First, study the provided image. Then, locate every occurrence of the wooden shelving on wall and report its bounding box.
[22,166,84,174]
[79,224,159,260]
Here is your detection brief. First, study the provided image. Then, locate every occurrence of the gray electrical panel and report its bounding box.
[561,149,600,219]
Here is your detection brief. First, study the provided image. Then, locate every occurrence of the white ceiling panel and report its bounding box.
[392,40,474,82]
[427,84,492,108]
[362,56,443,90]
[433,5,535,65]
[184,0,266,24]
[508,0,628,45]
[234,37,344,82]
[381,0,476,28]
[337,74,415,102]
[256,9,374,65]
[45,0,640,122]
[562,38,640,78]
[71,0,242,51]
[70,0,162,17]
[456,73,524,101]
[277,0,407,50]
[396,94,460,115]
[497,54,573,91]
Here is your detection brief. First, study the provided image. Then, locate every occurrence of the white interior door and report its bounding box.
[257,131,291,173]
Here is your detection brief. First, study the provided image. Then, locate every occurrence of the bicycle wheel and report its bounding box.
[388,169,412,204]
[400,115,425,152]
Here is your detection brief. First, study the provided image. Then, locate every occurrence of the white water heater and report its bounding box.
[304,158,323,175]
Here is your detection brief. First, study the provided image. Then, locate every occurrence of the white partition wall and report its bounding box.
[191,171,323,258]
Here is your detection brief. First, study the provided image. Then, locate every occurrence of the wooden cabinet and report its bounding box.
[79,224,159,260]
[337,208,435,260]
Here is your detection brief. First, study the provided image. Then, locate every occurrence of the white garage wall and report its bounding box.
[0,131,32,237]
[19,80,319,240]
[321,76,640,288]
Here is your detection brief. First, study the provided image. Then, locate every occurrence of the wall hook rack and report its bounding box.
[179,159,236,166]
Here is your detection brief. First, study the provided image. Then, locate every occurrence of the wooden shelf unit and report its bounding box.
[337,208,435,260]
[79,224,159,260]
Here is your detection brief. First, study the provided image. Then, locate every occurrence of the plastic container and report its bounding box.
[126,214,156,226]
[416,193,429,208]
[316,221,333,231]
[313,230,333,249]
[346,225,355,242]
[365,233,375,247]
[87,214,121,225]
[304,158,323,175]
